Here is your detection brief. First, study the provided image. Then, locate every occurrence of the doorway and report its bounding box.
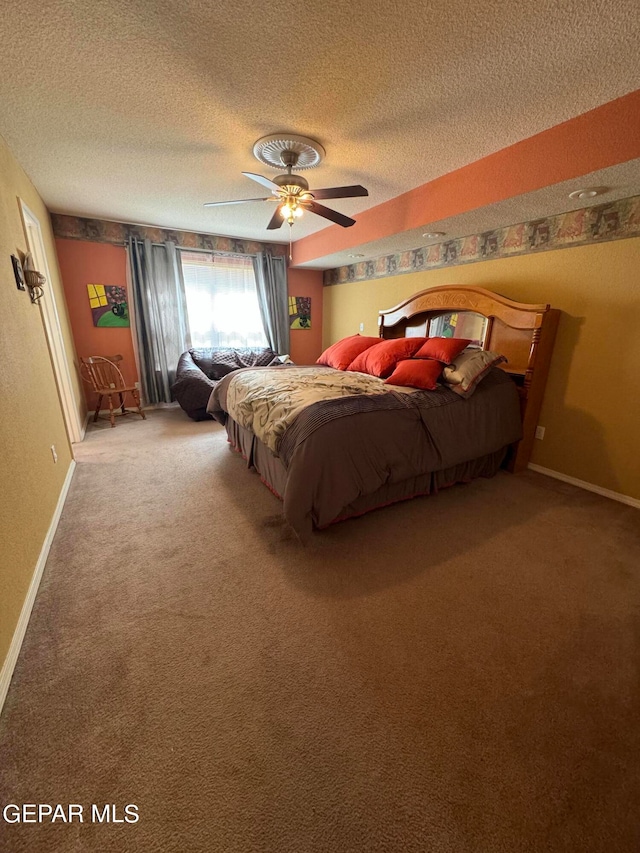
[19,200,83,444]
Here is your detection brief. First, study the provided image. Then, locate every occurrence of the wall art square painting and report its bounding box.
[87,284,130,327]
[289,296,311,329]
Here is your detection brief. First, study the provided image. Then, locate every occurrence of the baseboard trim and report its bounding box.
[0,459,77,716]
[527,463,640,509]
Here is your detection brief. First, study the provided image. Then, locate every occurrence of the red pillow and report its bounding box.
[385,358,443,390]
[348,337,428,378]
[316,335,380,370]
[413,337,471,364]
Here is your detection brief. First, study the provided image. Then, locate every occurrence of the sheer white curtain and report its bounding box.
[180,252,268,349]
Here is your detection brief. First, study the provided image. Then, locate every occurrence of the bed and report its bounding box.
[208,285,559,539]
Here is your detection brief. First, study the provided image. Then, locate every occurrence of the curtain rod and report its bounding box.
[178,246,258,259]
[122,240,263,259]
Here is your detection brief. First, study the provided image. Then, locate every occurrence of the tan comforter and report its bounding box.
[225,366,407,453]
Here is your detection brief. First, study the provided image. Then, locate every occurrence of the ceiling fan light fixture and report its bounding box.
[280,198,305,224]
[205,137,367,231]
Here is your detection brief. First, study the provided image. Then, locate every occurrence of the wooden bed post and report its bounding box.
[509,307,559,472]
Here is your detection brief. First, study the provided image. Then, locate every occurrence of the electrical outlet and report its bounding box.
[535,425,545,440]
[359,322,364,332]
[50,444,58,463]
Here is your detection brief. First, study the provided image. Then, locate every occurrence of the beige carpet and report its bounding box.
[1,407,639,853]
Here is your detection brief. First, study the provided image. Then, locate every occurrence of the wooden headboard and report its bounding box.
[378,285,560,472]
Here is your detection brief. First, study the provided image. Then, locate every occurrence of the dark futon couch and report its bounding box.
[172,347,278,420]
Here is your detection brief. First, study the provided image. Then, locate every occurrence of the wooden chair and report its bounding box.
[80,355,146,428]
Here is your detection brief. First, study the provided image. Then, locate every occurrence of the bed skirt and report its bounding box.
[224,417,507,538]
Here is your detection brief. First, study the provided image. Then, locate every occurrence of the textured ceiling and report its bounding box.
[0,0,639,260]
[297,160,640,268]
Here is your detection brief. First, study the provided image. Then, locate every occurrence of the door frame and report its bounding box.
[18,199,83,444]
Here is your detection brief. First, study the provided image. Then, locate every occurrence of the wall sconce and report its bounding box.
[21,251,46,304]
[24,268,46,304]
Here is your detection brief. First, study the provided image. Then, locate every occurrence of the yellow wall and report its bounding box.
[323,238,640,500]
[0,134,85,672]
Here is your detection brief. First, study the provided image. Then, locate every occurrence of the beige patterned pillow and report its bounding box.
[443,349,507,397]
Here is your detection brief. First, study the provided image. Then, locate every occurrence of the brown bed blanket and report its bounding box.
[208,366,522,537]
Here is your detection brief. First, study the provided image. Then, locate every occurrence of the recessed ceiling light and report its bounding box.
[568,187,607,200]
[348,253,365,258]
[422,231,446,239]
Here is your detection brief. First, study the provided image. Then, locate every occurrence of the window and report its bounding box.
[180,252,267,349]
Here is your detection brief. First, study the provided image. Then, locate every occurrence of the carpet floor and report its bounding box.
[0,407,639,852]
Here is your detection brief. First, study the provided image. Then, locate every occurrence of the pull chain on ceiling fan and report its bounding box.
[204,134,368,233]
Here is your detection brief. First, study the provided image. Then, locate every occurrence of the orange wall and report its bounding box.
[293,89,640,265]
[55,238,138,409]
[56,237,323,398]
[286,268,324,364]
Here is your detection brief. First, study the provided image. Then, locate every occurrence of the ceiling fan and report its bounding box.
[204,134,368,230]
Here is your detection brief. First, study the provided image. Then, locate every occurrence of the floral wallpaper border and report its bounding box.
[51,213,287,257]
[323,195,640,286]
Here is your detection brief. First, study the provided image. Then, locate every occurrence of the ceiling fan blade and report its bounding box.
[266,207,285,230]
[310,185,368,200]
[242,171,282,193]
[204,197,272,207]
[305,200,356,228]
